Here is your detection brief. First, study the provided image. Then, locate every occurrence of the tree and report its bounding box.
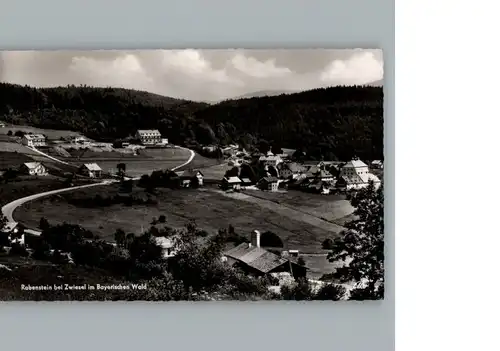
[280,278,313,301]
[117,163,126,178]
[297,257,306,266]
[313,283,346,301]
[7,130,12,136]
[224,167,239,178]
[114,229,126,248]
[158,215,166,223]
[327,181,384,300]
[322,238,334,250]
[39,217,50,231]
[14,130,25,137]
[0,215,7,232]
[271,142,283,155]
[260,231,284,248]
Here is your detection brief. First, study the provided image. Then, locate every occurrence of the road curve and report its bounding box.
[1,145,195,233]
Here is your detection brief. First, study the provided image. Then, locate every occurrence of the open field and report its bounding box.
[0,142,39,155]
[0,124,83,140]
[0,151,35,170]
[0,176,81,207]
[15,185,349,253]
[242,189,355,224]
[46,147,192,177]
[176,153,221,171]
[198,163,233,180]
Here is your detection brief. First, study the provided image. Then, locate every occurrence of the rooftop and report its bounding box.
[137,129,161,135]
[343,159,368,168]
[224,176,242,183]
[23,162,43,170]
[82,163,102,171]
[224,243,289,273]
[23,134,45,140]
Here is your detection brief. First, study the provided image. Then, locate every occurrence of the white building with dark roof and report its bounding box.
[338,158,381,190]
[135,129,162,145]
[21,134,46,147]
[79,163,102,178]
[20,162,48,176]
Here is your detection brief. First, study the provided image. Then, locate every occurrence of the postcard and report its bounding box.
[0,49,384,301]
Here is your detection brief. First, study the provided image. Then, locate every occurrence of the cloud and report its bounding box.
[0,49,383,101]
[320,51,383,85]
[230,54,292,78]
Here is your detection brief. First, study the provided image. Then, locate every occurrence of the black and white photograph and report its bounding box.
[0,49,384,301]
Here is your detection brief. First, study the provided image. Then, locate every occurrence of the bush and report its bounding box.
[158,215,166,223]
[280,278,313,301]
[313,283,346,300]
[9,243,29,257]
[322,238,334,250]
[260,231,284,248]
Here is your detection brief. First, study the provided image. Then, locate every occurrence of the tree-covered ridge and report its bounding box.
[0,83,383,161]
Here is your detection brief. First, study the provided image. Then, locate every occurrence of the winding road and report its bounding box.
[1,145,195,234]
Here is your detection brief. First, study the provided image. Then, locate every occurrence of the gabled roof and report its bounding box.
[23,162,43,170]
[137,129,161,135]
[23,134,45,140]
[223,176,242,183]
[180,169,203,178]
[240,177,253,183]
[260,176,279,183]
[224,243,289,273]
[317,170,333,178]
[283,162,307,174]
[81,163,102,171]
[343,159,368,168]
[371,160,383,165]
[259,155,282,162]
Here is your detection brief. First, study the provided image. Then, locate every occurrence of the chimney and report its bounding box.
[251,230,261,248]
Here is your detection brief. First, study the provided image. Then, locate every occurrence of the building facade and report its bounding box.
[80,163,102,178]
[135,130,162,145]
[21,162,48,176]
[21,134,46,147]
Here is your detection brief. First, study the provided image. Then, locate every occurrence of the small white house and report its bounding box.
[155,237,177,258]
[20,162,48,176]
[21,134,46,147]
[79,163,102,178]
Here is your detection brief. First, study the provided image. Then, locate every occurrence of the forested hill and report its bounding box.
[0,83,384,161]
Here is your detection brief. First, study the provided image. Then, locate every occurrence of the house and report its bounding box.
[21,134,46,147]
[0,122,6,128]
[278,162,307,179]
[258,176,279,192]
[79,163,102,178]
[155,236,177,258]
[222,230,307,279]
[161,138,169,145]
[20,162,48,176]
[371,160,384,169]
[258,155,283,167]
[221,176,242,190]
[135,129,162,145]
[314,170,335,182]
[179,169,204,187]
[337,158,381,190]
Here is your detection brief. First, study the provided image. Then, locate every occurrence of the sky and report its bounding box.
[0,49,383,102]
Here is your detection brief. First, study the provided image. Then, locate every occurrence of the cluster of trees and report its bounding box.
[0,83,383,161]
[324,180,385,300]
[137,169,182,192]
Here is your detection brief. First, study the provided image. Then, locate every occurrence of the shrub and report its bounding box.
[322,238,334,250]
[260,231,284,248]
[313,283,346,300]
[158,215,166,223]
[9,243,29,257]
